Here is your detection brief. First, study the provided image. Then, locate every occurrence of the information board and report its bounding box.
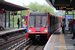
[59,6,74,10]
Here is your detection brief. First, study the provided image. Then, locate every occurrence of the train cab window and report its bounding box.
[29,16,34,27]
[29,13,48,27]
[42,16,48,27]
[35,16,48,27]
[36,16,41,27]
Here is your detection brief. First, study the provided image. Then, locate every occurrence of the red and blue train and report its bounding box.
[26,12,65,41]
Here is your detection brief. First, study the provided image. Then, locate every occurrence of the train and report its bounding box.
[26,12,65,42]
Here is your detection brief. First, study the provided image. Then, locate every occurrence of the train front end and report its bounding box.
[26,12,50,41]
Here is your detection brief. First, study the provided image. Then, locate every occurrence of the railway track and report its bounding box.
[0,32,45,50]
[8,38,32,50]
[0,33,26,50]
[25,45,45,50]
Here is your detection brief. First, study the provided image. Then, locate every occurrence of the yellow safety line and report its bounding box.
[51,35,56,50]
[59,33,67,50]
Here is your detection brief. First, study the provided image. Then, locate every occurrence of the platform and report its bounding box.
[0,28,26,36]
[44,28,75,50]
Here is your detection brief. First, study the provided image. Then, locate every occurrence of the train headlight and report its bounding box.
[28,30,32,32]
[44,30,48,32]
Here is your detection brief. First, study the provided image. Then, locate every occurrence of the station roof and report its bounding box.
[46,0,75,11]
[46,0,75,6]
[46,0,55,8]
[0,1,30,11]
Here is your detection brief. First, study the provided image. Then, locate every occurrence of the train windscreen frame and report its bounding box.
[29,12,48,27]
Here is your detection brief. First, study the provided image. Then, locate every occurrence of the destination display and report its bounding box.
[56,6,75,10]
[59,6,74,10]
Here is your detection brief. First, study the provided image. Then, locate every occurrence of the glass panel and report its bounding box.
[0,13,5,28]
[74,15,75,19]
[0,14,2,26]
[6,12,10,28]
[29,16,48,27]
[42,16,48,27]
[14,15,21,27]
[10,15,13,27]
[29,16,34,27]
[66,12,68,14]
[74,12,75,14]
[10,13,21,28]
[36,16,40,27]
[68,11,73,14]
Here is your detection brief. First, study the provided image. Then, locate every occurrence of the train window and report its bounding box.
[60,18,61,23]
[29,12,48,27]
[42,16,48,27]
[56,17,57,24]
[58,18,60,23]
[29,16,34,27]
[36,16,41,27]
[50,16,52,27]
[29,15,48,27]
[51,16,53,25]
[56,17,58,24]
[57,17,58,23]
[54,17,55,25]
[51,16,53,26]
[52,16,54,25]
[55,17,57,24]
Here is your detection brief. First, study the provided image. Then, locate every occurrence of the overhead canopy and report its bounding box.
[46,0,75,11]
[46,0,75,6]
[46,0,55,8]
[0,1,30,11]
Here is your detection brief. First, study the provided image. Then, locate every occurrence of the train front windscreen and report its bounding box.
[29,12,48,27]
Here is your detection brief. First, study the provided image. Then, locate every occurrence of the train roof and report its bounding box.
[58,16,65,18]
[49,13,58,17]
[29,12,47,13]
[49,13,65,18]
[28,12,48,16]
[28,12,65,18]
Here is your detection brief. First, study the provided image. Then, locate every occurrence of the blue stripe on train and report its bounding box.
[48,26,50,34]
[74,24,75,30]
[26,26,28,33]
